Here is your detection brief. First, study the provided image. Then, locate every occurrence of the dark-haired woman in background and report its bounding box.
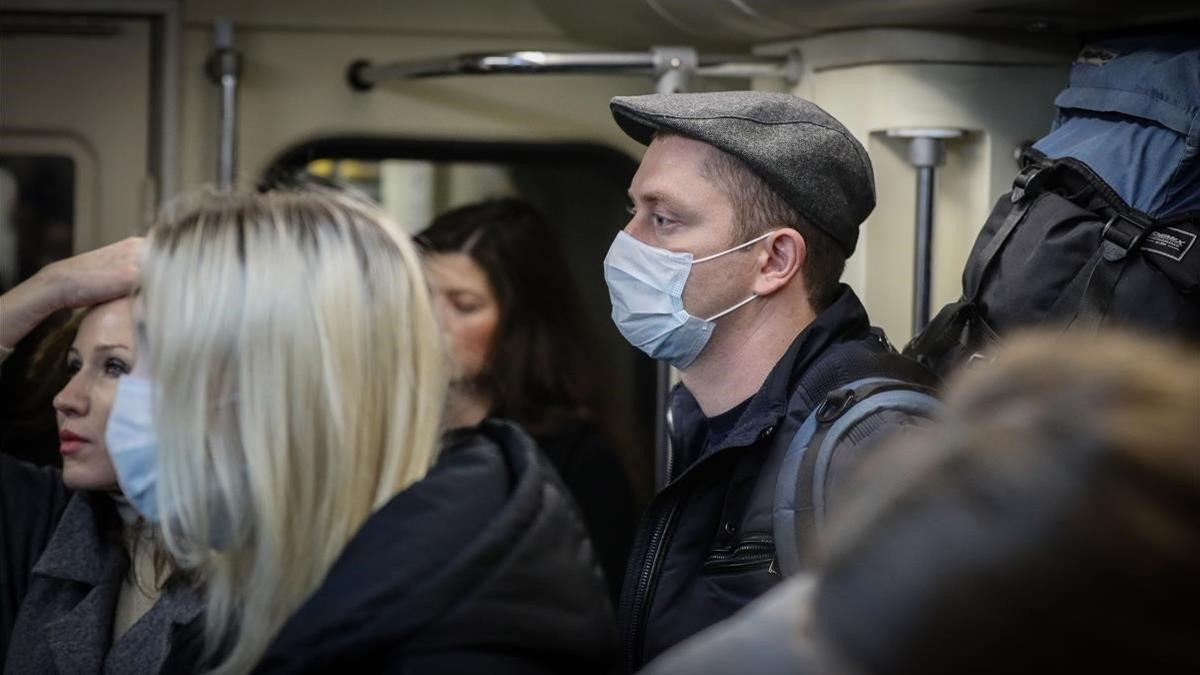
[418,198,636,600]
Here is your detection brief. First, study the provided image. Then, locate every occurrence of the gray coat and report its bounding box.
[641,575,821,675]
[3,486,202,674]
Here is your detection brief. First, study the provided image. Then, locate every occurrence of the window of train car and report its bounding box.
[268,138,655,502]
[0,151,78,467]
[0,154,74,293]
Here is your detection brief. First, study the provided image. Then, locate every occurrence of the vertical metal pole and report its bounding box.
[652,47,696,95]
[651,46,695,491]
[913,164,935,333]
[218,72,237,191]
[206,20,240,192]
[906,134,944,335]
[888,129,962,336]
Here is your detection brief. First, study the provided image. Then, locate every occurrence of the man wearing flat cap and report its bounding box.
[602,91,936,670]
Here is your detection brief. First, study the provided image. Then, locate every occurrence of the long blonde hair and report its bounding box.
[141,189,446,673]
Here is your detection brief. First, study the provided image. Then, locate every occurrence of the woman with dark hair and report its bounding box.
[644,330,1200,674]
[417,198,636,599]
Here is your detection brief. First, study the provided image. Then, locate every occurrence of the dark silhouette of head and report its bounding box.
[814,331,1200,675]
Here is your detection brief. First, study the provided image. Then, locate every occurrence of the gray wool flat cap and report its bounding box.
[610,91,875,256]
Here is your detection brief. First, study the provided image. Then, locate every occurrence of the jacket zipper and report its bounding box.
[703,536,776,573]
[625,500,679,673]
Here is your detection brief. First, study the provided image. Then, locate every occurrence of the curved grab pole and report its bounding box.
[347,48,801,93]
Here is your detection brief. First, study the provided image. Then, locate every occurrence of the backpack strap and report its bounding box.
[965,161,1050,301]
[909,160,1048,373]
[1071,214,1149,330]
[772,377,941,576]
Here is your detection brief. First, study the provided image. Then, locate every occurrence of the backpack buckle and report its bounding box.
[1010,165,1047,202]
[816,389,856,423]
[1101,215,1147,262]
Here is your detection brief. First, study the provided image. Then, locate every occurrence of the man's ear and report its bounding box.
[753,229,805,297]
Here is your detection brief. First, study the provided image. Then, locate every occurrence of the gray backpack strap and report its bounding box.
[770,409,822,576]
[772,377,941,576]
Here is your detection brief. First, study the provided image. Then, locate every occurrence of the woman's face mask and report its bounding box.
[105,373,160,522]
[603,230,775,369]
[106,372,240,549]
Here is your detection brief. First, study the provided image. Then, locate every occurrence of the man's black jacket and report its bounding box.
[617,285,936,671]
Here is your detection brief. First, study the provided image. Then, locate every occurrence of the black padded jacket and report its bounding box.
[617,285,936,671]
[243,419,619,674]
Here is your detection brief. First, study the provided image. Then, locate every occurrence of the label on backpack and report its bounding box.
[1141,226,1196,262]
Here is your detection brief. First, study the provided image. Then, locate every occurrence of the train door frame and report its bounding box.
[0,0,182,207]
[266,134,658,501]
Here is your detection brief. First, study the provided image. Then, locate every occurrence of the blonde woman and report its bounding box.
[0,239,202,672]
[115,190,615,674]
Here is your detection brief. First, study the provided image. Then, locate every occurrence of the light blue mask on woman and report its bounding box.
[106,374,240,548]
[106,373,161,522]
[603,230,774,369]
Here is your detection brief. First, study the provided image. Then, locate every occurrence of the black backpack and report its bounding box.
[905,150,1200,377]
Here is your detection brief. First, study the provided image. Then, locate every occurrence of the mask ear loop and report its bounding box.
[697,230,779,321]
[693,229,777,264]
[704,293,759,322]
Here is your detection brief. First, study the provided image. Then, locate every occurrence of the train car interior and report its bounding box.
[3,0,1195,482]
[0,1,1197,672]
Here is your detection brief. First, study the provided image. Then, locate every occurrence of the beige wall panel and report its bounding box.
[766,30,1071,343]
[0,18,152,247]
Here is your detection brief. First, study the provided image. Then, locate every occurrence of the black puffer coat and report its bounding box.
[250,419,618,674]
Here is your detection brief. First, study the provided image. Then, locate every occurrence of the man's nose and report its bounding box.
[622,215,652,244]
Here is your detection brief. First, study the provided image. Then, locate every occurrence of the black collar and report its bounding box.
[666,284,873,481]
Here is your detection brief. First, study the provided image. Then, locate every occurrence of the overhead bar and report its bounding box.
[347,47,800,92]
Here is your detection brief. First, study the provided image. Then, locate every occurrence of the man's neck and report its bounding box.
[680,295,816,417]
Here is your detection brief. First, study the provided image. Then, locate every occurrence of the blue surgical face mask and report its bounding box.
[603,230,774,369]
[106,374,241,548]
[106,374,160,522]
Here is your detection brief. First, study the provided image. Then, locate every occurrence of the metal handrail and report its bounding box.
[348,49,799,90]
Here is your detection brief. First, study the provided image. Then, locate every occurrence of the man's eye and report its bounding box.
[652,214,675,228]
[626,204,637,216]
